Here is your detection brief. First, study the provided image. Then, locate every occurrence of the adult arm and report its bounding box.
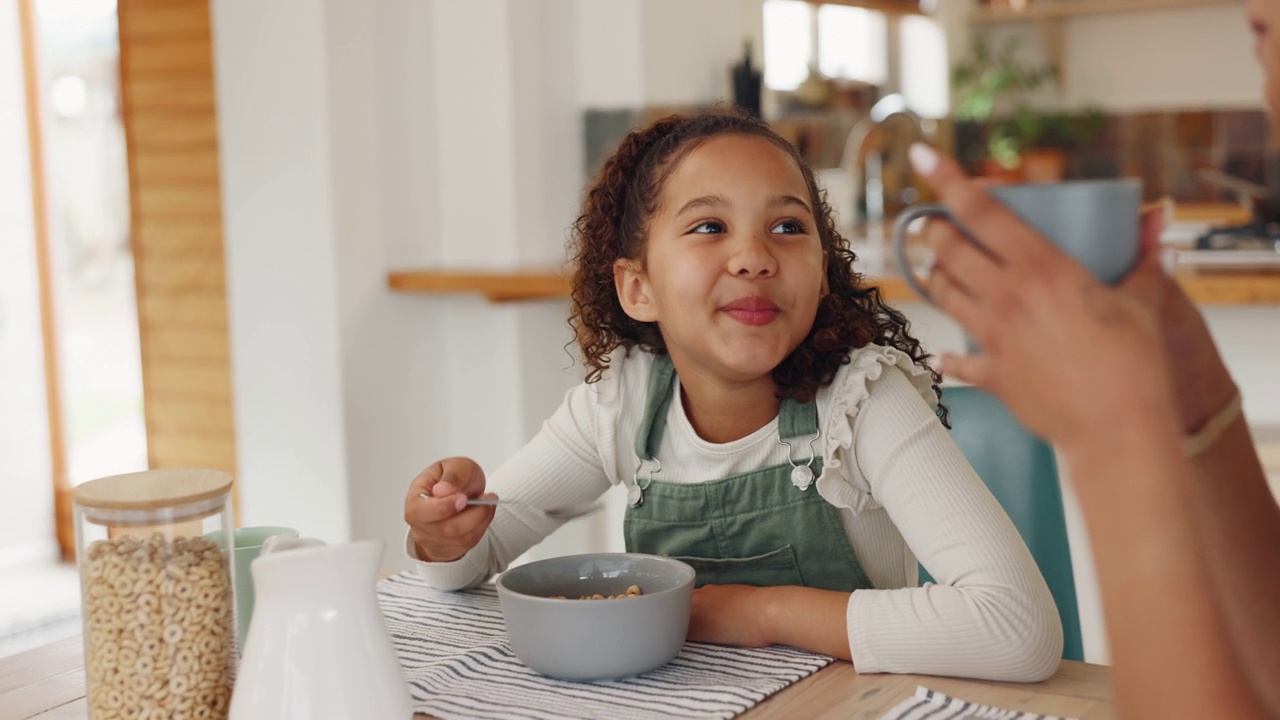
[912,142,1265,719]
[1124,244,1280,715]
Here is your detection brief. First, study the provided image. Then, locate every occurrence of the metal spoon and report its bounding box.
[418,493,604,521]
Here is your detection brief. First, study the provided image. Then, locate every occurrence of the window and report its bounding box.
[899,14,949,118]
[818,5,887,86]
[762,0,812,91]
[762,0,949,119]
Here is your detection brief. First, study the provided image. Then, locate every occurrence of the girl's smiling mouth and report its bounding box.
[721,296,781,326]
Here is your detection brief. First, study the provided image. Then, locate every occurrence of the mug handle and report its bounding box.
[260,536,325,556]
[892,204,952,302]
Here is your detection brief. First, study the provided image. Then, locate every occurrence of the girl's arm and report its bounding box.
[409,382,613,589]
[687,583,854,660]
[842,367,1063,681]
[688,366,1063,681]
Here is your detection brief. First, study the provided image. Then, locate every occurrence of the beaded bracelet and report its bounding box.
[1183,390,1243,458]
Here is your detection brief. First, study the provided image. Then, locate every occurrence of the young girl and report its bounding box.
[404,112,1062,682]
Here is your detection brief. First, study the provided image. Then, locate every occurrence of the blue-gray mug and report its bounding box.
[892,178,1144,302]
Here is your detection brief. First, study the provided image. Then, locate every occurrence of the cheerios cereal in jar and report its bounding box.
[73,469,238,720]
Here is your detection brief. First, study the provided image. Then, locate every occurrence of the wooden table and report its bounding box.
[1,634,1112,719]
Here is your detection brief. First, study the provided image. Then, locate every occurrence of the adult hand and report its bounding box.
[1116,216,1238,434]
[908,144,1178,455]
[687,584,771,648]
[403,457,497,562]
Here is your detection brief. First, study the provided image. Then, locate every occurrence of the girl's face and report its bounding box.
[614,134,826,388]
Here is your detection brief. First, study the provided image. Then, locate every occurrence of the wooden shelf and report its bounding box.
[804,0,925,15]
[387,267,1280,306]
[972,0,1239,24]
[387,269,571,303]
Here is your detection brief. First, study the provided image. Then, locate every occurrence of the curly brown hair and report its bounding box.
[568,111,945,421]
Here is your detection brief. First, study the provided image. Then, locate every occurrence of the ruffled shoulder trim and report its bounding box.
[589,347,656,488]
[814,344,937,514]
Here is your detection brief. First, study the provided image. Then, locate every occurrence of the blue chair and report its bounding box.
[921,385,1085,662]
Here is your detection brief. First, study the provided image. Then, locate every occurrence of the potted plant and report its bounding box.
[1009,108,1106,182]
[952,37,1064,181]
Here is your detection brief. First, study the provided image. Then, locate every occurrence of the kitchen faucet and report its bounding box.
[840,93,933,227]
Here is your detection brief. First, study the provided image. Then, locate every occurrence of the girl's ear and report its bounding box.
[614,258,658,322]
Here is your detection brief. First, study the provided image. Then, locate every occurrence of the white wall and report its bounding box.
[573,0,645,108]
[640,0,763,107]
[212,0,593,564]
[377,0,438,272]
[511,0,584,266]
[965,3,1263,111]
[1062,5,1261,111]
[211,0,351,542]
[0,1,56,565]
[431,0,519,269]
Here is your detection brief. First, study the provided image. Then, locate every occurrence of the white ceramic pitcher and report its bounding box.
[229,537,412,719]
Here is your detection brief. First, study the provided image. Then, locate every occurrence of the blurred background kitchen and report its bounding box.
[2,0,1278,665]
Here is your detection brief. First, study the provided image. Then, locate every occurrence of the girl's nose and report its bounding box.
[729,234,778,278]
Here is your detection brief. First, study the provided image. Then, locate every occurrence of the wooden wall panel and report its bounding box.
[119,3,213,40]
[118,0,238,513]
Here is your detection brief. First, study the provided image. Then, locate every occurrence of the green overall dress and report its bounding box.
[623,355,874,592]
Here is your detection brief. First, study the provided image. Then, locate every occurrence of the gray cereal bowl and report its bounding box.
[496,553,695,681]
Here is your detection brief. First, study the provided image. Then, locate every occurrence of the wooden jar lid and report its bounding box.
[74,468,232,510]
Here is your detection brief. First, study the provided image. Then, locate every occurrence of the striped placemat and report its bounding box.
[879,686,1079,720]
[377,572,834,720]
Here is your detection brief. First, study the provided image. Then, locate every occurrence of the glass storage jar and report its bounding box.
[73,468,237,720]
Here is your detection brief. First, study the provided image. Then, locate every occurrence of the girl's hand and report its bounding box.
[403,457,497,562]
[909,144,1179,455]
[687,585,771,648]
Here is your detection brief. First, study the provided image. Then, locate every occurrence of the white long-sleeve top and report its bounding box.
[408,345,1063,682]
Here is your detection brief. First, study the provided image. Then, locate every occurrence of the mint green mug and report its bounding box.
[207,526,299,651]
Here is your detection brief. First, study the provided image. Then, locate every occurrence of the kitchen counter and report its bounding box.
[387,264,1280,306]
[389,204,1280,305]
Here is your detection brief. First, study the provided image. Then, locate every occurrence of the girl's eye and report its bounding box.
[771,220,805,234]
[690,221,725,234]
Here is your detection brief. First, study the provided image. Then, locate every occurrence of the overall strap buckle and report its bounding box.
[628,459,660,508]
[780,430,820,491]
[779,397,821,491]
